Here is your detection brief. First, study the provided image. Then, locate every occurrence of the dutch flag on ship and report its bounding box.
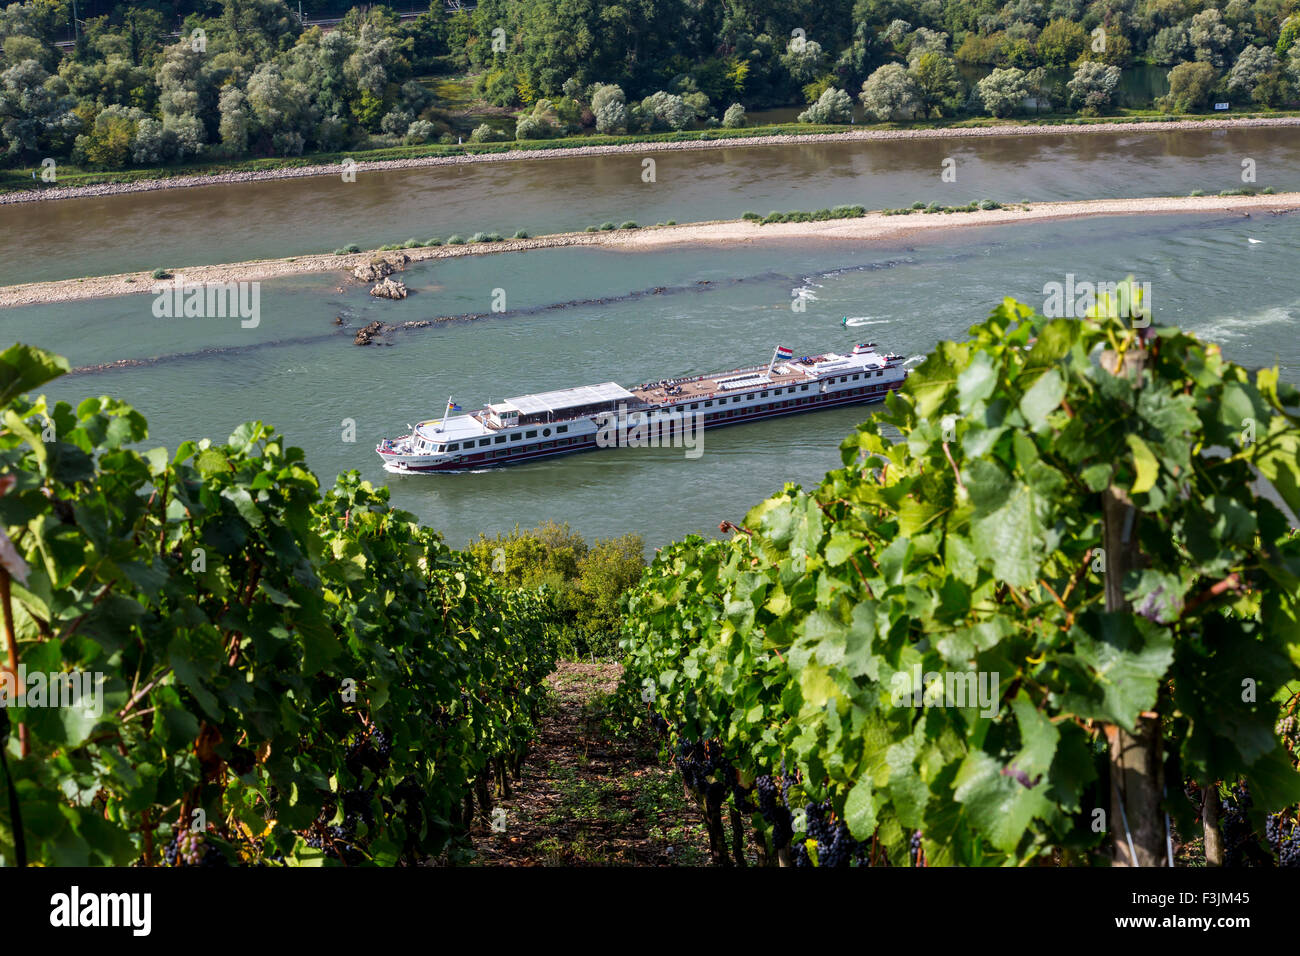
[775,346,794,360]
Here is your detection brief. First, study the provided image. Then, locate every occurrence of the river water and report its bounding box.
[4,208,1296,549]
[3,126,1298,285]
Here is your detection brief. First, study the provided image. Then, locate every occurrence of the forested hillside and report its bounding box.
[1,0,1298,172]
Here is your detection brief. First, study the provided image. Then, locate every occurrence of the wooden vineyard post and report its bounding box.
[1101,342,1166,867]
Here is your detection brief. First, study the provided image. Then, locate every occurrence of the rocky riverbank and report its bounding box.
[3,116,1298,207]
[2,192,1295,308]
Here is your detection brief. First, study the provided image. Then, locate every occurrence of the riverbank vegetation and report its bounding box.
[468,522,646,659]
[3,0,1300,192]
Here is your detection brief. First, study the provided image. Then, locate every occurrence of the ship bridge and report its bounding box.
[488,382,636,426]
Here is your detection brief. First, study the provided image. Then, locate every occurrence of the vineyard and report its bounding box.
[4,286,1300,870]
[0,343,560,867]
[620,291,1300,866]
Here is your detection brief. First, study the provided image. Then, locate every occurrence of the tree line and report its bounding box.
[1,1,1297,168]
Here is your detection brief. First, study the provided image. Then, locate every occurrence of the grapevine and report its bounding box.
[0,343,560,866]
[621,292,1300,865]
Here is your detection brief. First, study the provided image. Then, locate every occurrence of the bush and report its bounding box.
[405,120,437,145]
[599,221,616,231]
[513,229,529,238]
[666,219,676,225]
[469,123,507,144]
[585,225,599,232]
[425,238,442,246]
[640,91,694,131]
[403,238,421,248]
[798,87,854,124]
[447,234,465,245]
[1189,189,1205,197]
[619,220,638,229]
[515,115,549,141]
[151,268,170,279]
[722,103,746,128]
[742,211,761,220]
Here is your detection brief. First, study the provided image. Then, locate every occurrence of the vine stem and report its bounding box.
[941,441,966,495]
[0,567,27,757]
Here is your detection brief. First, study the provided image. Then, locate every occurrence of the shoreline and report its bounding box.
[2,192,1296,308]
[2,115,1299,207]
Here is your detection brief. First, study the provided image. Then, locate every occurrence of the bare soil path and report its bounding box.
[465,661,712,866]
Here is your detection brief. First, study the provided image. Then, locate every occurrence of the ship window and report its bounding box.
[761,390,769,398]
[746,393,754,401]
[704,401,712,407]
[495,436,505,444]
[510,434,521,442]
[557,425,568,433]
[690,403,698,410]
[478,438,489,447]
[526,430,537,438]
[801,384,808,391]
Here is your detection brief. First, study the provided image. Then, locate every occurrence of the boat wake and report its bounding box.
[842,316,889,327]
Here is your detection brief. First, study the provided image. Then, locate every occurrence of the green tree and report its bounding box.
[860,62,922,120]
[1036,18,1088,69]
[1227,46,1281,103]
[798,85,853,123]
[591,82,627,133]
[1067,60,1121,114]
[909,50,960,117]
[976,66,1029,117]
[1159,60,1218,112]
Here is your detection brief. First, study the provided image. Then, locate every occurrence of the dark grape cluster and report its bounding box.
[674,738,725,791]
[344,727,393,779]
[1219,782,1271,867]
[305,822,365,865]
[646,709,669,736]
[791,800,859,867]
[163,829,227,867]
[754,774,794,850]
[341,787,376,831]
[910,830,923,867]
[1266,811,1300,867]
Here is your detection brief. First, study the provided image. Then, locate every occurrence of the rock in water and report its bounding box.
[352,252,410,282]
[370,277,408,300]
[354,321,386,345]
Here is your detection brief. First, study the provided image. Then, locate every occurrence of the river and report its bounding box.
[4,208,1295,550]
[2,125,1298,285]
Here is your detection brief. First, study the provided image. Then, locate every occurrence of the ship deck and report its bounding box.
[630,360,821,406]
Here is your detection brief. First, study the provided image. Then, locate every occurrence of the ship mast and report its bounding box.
[764,345,780,381]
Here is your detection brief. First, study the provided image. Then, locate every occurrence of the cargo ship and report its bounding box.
[376,344,909,473]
